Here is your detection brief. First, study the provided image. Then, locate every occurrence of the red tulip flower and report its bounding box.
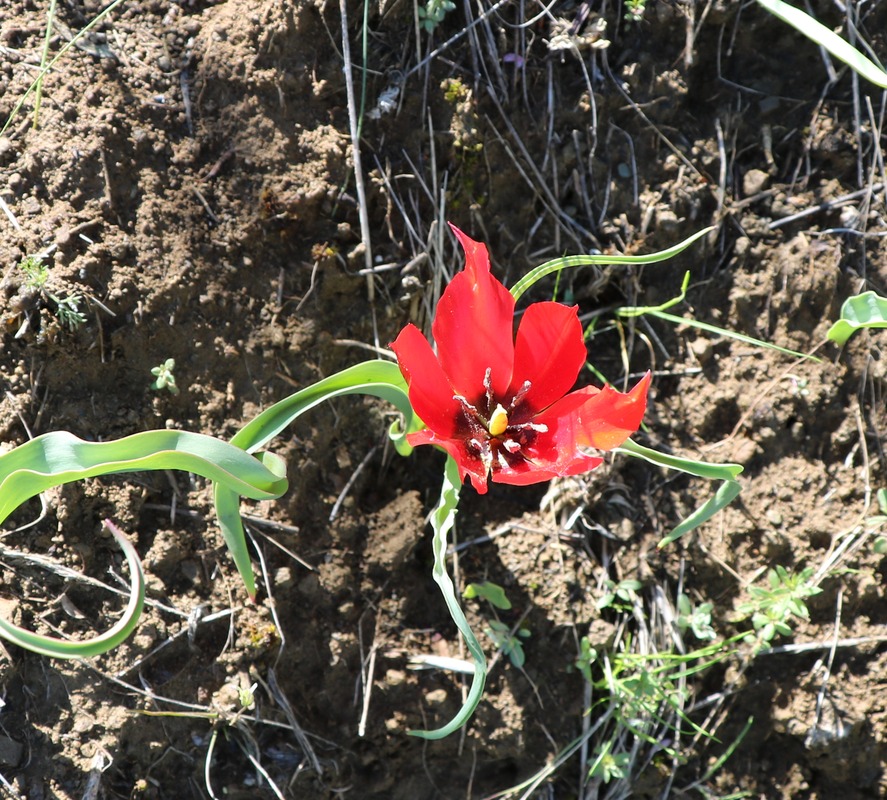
[392,225,651,494]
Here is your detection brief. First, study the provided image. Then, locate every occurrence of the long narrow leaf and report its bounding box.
[639,309,819,361]
[220,360,416,596]
[231,360,413,453]
[617,439,743,545]
[617,438,742,481]
[509,227,713,302]
[756,0,887,89]
[410,455,487,739]
[0,519,144,658]
[826,291,887,345]
[658,480,743,547]
[0,430,287,525]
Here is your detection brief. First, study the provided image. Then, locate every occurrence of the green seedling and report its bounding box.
[623,0,646,22]
[417,0,455,33]
[676,594,716,641]
[463,581,512,610]
[597,578,643,611]
[19,254,49,288]
[55,294,86,330]
[826,291,887,345]
[588,743,631,783]
[485,619,530,668]
[736,566,822,645]
[150,358,179,394]
[575,635,598,683]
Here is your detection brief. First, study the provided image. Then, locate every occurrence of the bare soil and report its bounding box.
[0,0,886,798]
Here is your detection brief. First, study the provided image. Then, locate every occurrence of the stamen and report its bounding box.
[502,439,521,453]
[507,380,532,412]
[454,394,480,415]
[483,367,495,409]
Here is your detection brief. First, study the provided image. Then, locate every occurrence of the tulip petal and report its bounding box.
[509,301,587,416]
[433,226,515,404]
[492,451,603,487]
[391,323,462,438]
[534,372,651,455]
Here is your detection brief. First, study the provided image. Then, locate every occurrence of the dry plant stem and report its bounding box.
[338,0,374,295]
[404,0,514,80]
[768,184,887,228]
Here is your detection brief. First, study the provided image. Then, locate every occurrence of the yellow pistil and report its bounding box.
[488,403,509,437]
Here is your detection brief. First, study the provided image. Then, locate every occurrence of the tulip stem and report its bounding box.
[409,456,488,738]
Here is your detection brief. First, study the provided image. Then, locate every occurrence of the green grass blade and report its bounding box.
[1,0,128,136]
[409,456,487,739]
[0,519,144,658]
[231,360,413,453]
[756,0,887,88]
[509,227,713,302]
[826,291,887,345]
[635,309,819,361]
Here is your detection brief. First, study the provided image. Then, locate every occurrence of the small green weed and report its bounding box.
[417,0,455,34]
[736,566,821,646]
[16,254,86,332]
[150,358,179,394]
[624,0,646,22]
[485,619,530,668]
[597,578,642,611]
[676,594,716,641]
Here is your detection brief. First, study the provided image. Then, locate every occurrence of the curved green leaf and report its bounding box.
[616,439,743,546]
[232,360,414,453]
[0,519,144,658]
[826,291,887,345]
[0,429,287,526]
[409,455,487,739]
[756,0,887,89]
[220,359,418,597]
[509,227,714,302]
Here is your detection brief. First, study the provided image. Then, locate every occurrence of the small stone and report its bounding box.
[743,168,770,196]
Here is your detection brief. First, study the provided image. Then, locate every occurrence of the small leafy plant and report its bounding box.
[676,594,716,641]
[150,358,179,394]
[417,0,455,34]
[736,566,822,646]
[16,254,87,332]
[597,578,643,611]
[485,619,530,668]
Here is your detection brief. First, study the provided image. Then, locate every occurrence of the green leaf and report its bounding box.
[231,360,414,453]
[615,439,743,546]
[463,581,512,610]
[509,228,714,302]
[0,429,288,603]
[826,291,887,345]
[616,438,743,482]
[756,0,887,89]
[219,360,416,596]
[0,519,144,658]
[658,480,743,547]
[0,430,287,526]
[410,456,487,739]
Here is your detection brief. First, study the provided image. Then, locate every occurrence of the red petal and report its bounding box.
[534,372,651,454]
[405,428,489,494]
[433,225,515,404]
[391,323,462,438]
[508,301,586,416]
[492,452,603,487]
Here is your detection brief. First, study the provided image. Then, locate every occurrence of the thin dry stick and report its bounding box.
[339,0,374,300]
